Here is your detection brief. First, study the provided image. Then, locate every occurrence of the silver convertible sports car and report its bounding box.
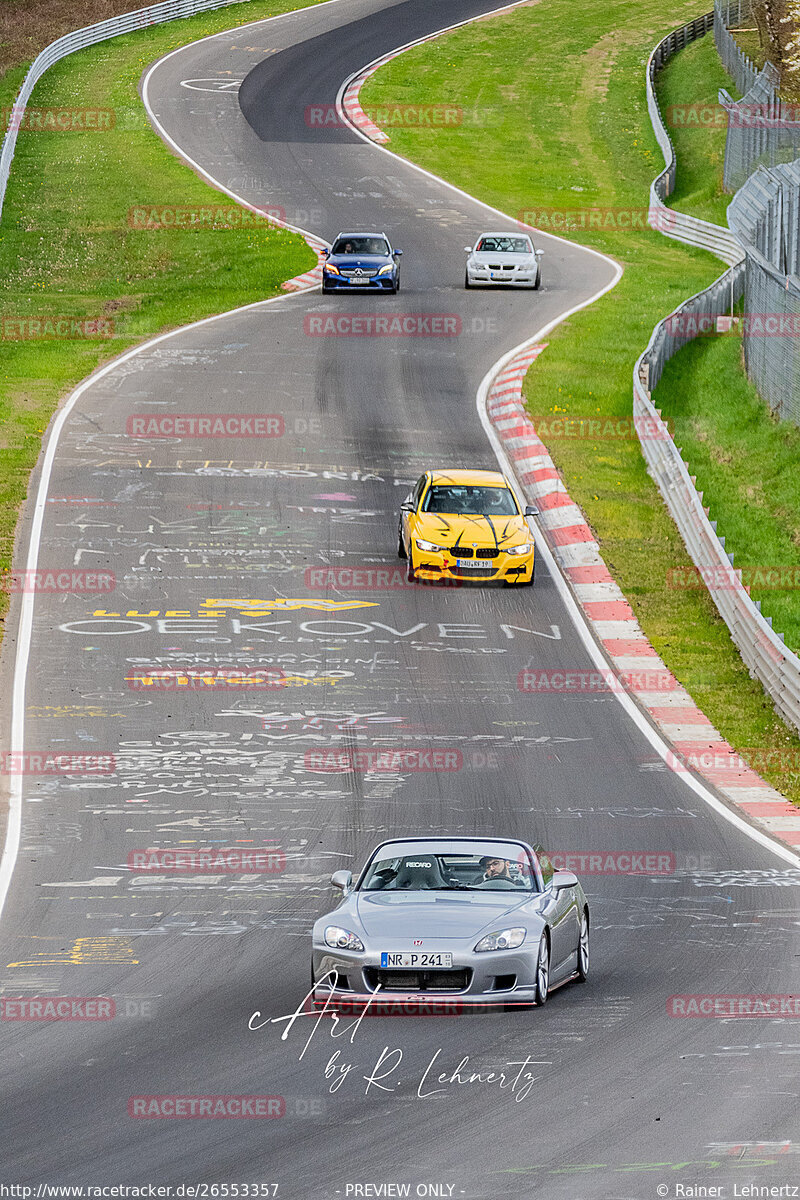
[311,837,589,1010]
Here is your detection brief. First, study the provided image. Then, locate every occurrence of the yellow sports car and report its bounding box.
[398,469,537,585]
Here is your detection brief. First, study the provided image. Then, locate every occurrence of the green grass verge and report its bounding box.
[361,2,800,802]
[655,34,735,227]
[0,0,326,590]
[654,36,800,656]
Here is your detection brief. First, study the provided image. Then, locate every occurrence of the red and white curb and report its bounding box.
[488,345,800,851]
[281,236,327,291]
[341,57,391,143]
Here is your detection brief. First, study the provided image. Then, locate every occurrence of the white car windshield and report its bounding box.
[361,850,536,891]
[476,236,532,254]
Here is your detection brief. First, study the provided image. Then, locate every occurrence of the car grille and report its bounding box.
[341,268,378,278]
[488,264,513,271]
[453,567,496,578]
[365,968,471,992]
[451,547,499,559]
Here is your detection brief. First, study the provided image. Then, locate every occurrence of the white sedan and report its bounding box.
[464,231,543,289]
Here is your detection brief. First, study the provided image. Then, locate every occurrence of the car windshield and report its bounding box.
[361,850,536,891]
[477,236,532,254]
[332,237,390,256]
[422,485,518,516]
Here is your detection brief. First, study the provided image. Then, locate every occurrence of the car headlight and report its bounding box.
[377,263,394,275]
[415,538,447,553]
[324,926,364,951]
[474,928,526,952]
[323,264,341,275]
[505,542,533,556]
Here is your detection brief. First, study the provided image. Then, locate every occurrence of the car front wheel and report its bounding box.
[576,909,589,982]
[533,270,541,291]
[534,932,549,1006]
[397,528,407,559]
[464,270,471,289]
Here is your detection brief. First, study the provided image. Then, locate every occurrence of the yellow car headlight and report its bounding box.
[416,538,447,553]
[377,263,394,275]
[323,263,341,275]
[505,542,533,556]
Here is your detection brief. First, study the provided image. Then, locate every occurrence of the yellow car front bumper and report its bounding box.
[412,546,534,584]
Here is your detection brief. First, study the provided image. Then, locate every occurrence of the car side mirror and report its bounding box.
[535,249,544,257]
[322,247,330,256]
[524,505,539,517]
[464,246,472,253]
[400,501,414,512]
[330,869,353,894]
[551,870,578,891]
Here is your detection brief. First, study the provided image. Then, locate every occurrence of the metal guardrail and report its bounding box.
[646,12,745,265]
[635,17,800,737]
[0,0,254,220]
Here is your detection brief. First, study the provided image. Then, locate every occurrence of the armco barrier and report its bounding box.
[646,12,745,265]
[636,18,800,737]
[0,0,254,220]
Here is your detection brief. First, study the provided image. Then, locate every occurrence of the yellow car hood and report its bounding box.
[415,513,529,548]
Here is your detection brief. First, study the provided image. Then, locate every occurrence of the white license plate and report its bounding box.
[349,277,370,284]
[380,952,453,968]
[456,559,483,568]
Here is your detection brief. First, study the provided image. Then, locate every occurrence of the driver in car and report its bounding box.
[475,856,515,883]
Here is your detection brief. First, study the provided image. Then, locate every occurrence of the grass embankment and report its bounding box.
[361,1,800,801]
[654,36,800,660]
[0,0,323,596]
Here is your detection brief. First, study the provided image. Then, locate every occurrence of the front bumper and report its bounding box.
[312,946,539,1009]
[467,267,537,287]
[323,272,397,291]
[412,546,534,583]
